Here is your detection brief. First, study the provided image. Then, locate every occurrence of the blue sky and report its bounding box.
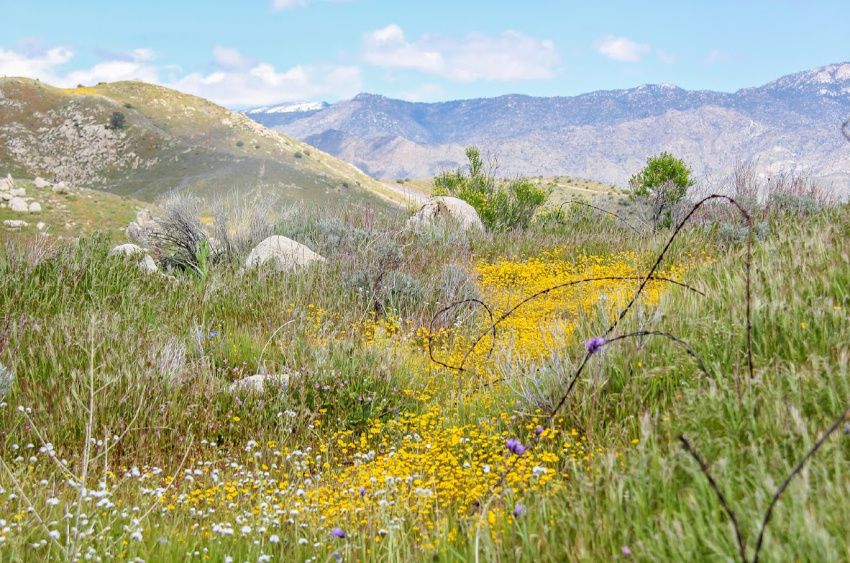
[1,0,847,107]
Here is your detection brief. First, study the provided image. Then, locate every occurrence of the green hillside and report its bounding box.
[0,78,403,207]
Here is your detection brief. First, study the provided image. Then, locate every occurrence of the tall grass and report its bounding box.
[0,195,848,561]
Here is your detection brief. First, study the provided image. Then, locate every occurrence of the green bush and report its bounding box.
[432,147,549,231]
[108,111,126,130]
[629,151,694,229]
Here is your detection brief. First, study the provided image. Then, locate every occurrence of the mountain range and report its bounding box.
[245,63,850,196]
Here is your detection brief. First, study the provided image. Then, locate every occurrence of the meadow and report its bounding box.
[0,187,848,562]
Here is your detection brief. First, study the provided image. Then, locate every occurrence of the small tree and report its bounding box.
[108,111,126,130]
[629,152,694,229]
[433,147,549,231]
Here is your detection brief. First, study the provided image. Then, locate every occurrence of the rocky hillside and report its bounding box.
[0,79,403,207]
[246,62,850,196]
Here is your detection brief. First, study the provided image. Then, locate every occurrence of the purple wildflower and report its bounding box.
[506,439,526,455]
[359,487,366,497]
[331,527,345,539]
[586,336,605,354]
[622,546,631,556]
[535,426,544,436]
[513,505,524,517]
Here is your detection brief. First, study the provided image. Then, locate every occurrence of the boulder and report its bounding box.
[244,235,325,273]
[4,220,28,229]
[34,177,50,189]
[229,373,290,394]
[109,243,159,274]
[109,243,145,257]
[125,222,144,243]
[9,188,26,198]
[28,202,41,213]
[52,182,70,194]
[135,208,154,226]
[0,176,12,191]
[0,193,12,201]
[9,198,28,213]
[407,196,483,231]
[139,254,159,274]
[36,222,46,230]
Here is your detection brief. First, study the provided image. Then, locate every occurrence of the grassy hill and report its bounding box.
[389,175,624,204]
[0,177,142,239]
[0,78,404,207]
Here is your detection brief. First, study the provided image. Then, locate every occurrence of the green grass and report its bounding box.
[0,199,848,561]
[0,179,140,240]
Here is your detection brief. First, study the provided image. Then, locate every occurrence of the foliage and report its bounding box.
[142,192,210,272]
[433,147,550,231]
[108,111,126,130]
[630,152,694,229]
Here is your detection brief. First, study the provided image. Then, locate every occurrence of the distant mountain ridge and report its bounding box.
[244,63,850,196]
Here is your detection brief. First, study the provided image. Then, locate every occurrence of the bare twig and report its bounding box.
[679,434,748,563]
[431,275,703,377]
[602,195,753,380]
[0,458,68,556]
[557,200,645,233]
[605,331,710,378]
[752,407,850,563]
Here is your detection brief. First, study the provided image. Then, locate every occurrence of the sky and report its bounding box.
[1,0,848,108]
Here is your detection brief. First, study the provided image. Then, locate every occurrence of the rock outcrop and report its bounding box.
[407,196,483,231]
[244,235,325,273]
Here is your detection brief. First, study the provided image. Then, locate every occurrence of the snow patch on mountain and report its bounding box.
[246,102,329,115]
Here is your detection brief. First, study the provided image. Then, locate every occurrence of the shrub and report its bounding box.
[433,147,549,231]
[294,152,303,159]
[280,215,369,258]
[108,111,126,130]
[142,192,209,272]
[630,152,694,229]
[210,193,280,260]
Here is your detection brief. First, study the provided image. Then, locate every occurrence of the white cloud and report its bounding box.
[362,24,443,73]
[594,36,650,62]
[271,0,307,9]
[0,44,360,107]
[0,45,160,85]
[703,49,736,65]
[362,25,560,82]
[656,49,677,64]
[270,0,352,11]
[171,63,362,107]
[0,46,74,79]
[396,82,444,102]
[213,45,255,71]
